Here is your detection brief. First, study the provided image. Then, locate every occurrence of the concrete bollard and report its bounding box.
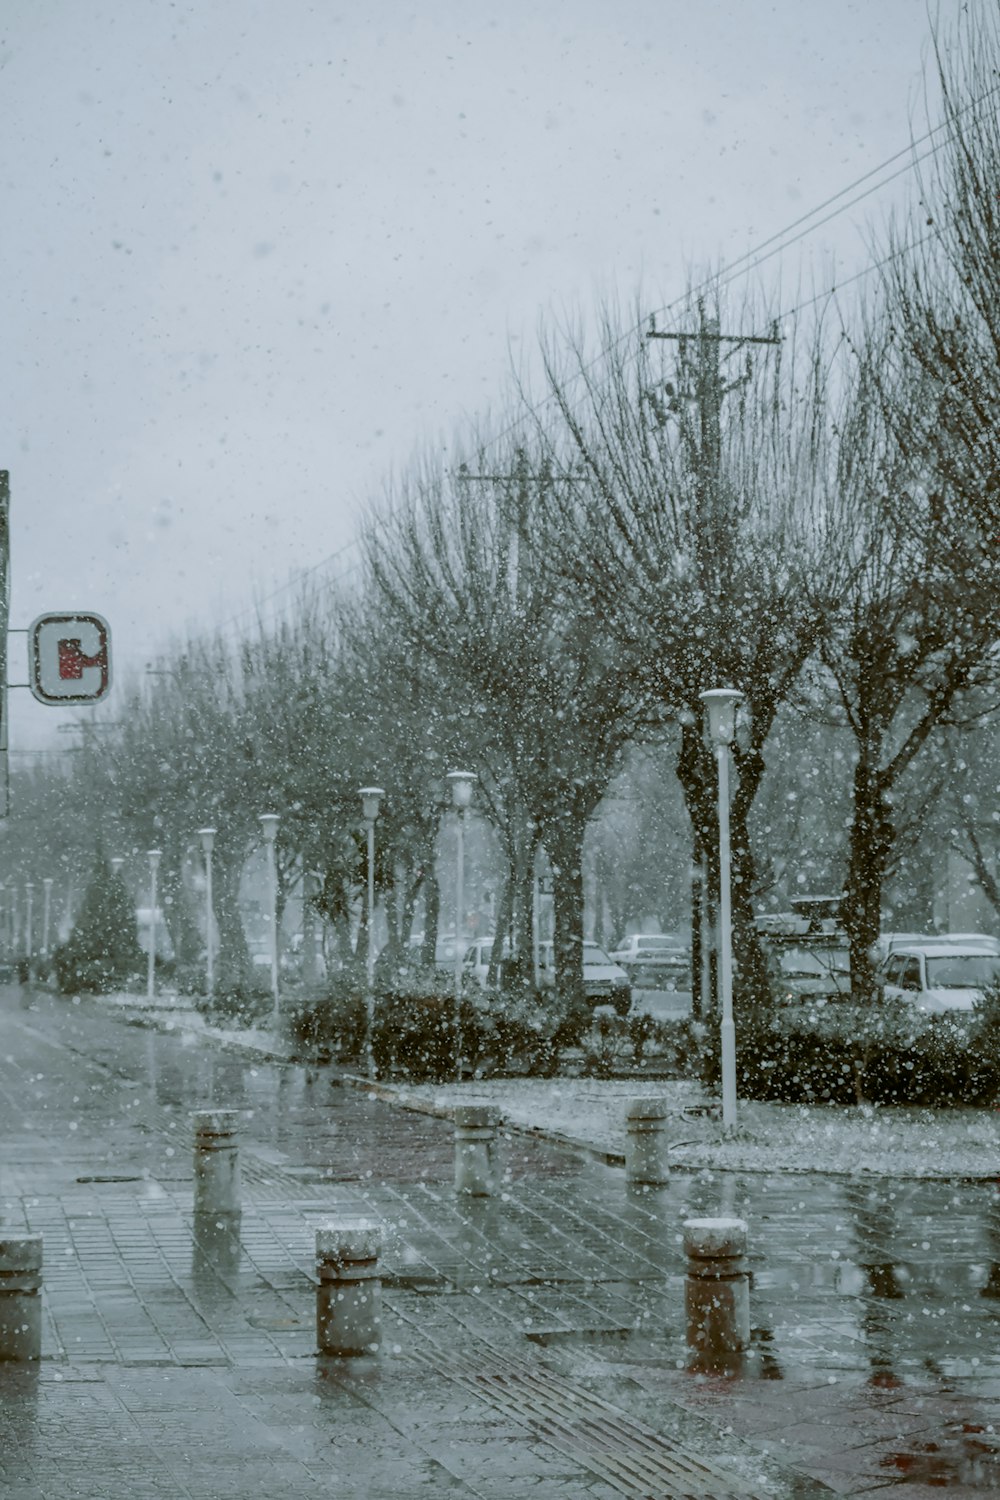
[0,1233,43,1361]
[315,1221,381,1356]
[191,1109,241,1216]
[454,1104,499,1196]
[683,1217,750,1355]
[625,1098,670,1186]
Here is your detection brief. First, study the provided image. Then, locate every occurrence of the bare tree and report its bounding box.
[363,436,647,1008]
[529,291,844,1017]
[812,319,1000,998]
[880,9,1000,557]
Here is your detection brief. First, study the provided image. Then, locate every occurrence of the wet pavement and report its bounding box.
[1,984,999,1495]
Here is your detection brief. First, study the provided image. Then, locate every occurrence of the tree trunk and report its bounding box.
[420,868,440,968]
[842,741,893,1003]
[214,850,250,996]
[546,807,587,1010]
[159,857,201,966]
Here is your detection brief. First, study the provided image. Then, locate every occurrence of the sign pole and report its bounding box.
[0,472,9,818]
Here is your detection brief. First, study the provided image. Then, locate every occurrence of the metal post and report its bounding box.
[454,806,465,1078]
[700,853,712,1022]
[24,883,33,963]
[258,815,280,1030]
[366,816,376,1075]
[199,828,216,1004]
[205,843,214,1001]
[717,743,736,1131]
[147,850,161,1001]
[359,789,383,1079]
[42,877,53,959]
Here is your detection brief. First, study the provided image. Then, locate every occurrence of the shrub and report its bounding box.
[287,977,367,1062]
[736,998,1000,1107]
[53,850,146,995]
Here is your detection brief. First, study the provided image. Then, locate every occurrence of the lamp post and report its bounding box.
[359,787,384,1078]
[447,771,475,1081]
[24,883,34,965]
[41,878,53,960]
[146,850,162,1001]
[198,828,217,1004]
[258,814,280,1029]
[700,688,743,1133]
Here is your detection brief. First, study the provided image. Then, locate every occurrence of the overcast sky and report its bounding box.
[0,0,959,753]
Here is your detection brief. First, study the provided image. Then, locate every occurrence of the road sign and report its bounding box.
[29,612,111,704]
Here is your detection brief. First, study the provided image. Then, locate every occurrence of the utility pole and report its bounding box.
[647,307,781,1016]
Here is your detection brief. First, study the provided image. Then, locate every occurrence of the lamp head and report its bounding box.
[446,769,475,811]
[110,858,125,874]
[147,849,162,871]
[258,813,280,844]
[699,687,743,746]
[359,786,384,822]
[198,826,217,855]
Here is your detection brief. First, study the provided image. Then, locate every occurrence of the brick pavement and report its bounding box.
[1,983,999,1495]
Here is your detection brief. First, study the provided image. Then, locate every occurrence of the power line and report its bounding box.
[212,73,1000,640]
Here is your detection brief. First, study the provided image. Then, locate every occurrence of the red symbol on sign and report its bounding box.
[58,639,105,680]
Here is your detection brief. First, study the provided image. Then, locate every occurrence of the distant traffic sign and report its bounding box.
[29,612,111,704]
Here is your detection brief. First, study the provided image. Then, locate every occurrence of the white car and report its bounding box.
[462,937,511,989]
[879,943,1000,1014]
[609,933,690,990]
[537,941,632,1015]
[464,938,632,1013]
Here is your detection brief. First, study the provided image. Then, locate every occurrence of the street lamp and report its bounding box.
[700,687,743,1133]
[41,878,53,960]
[110,857,125,875]
[258,814,280,1029]
[146,849,162,1001]
[198,828,217,1004]
[359,787,384,1078]
[447,771,475,1081]
[24,882,34,965]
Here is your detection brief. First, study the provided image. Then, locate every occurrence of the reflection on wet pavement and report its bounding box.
[4,986,1000,1494]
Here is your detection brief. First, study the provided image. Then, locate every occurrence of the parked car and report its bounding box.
[462,937,512,990]
[878,942,1000,1014]
[608,933,690,991]
[767,938,851,1005]
[870,930,1000,966]
[463,938,632,1013]
[537,941,632,1015]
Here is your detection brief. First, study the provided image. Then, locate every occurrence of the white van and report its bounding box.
[879,943,1000,1014]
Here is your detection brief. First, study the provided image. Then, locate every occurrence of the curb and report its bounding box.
[341,1072,628,1167]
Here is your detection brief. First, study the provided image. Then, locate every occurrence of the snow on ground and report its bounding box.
[92,990,1000,1179]
[374,1077,1000,1181]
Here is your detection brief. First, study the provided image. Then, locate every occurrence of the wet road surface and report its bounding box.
[1,983,999,1496]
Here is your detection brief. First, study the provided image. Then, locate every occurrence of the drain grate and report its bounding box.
[413,1345,777,1499]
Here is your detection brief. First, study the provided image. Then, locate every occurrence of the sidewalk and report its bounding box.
[2,984,999,1496]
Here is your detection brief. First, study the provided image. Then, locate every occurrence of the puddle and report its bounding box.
[880,1422,1000,1488]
